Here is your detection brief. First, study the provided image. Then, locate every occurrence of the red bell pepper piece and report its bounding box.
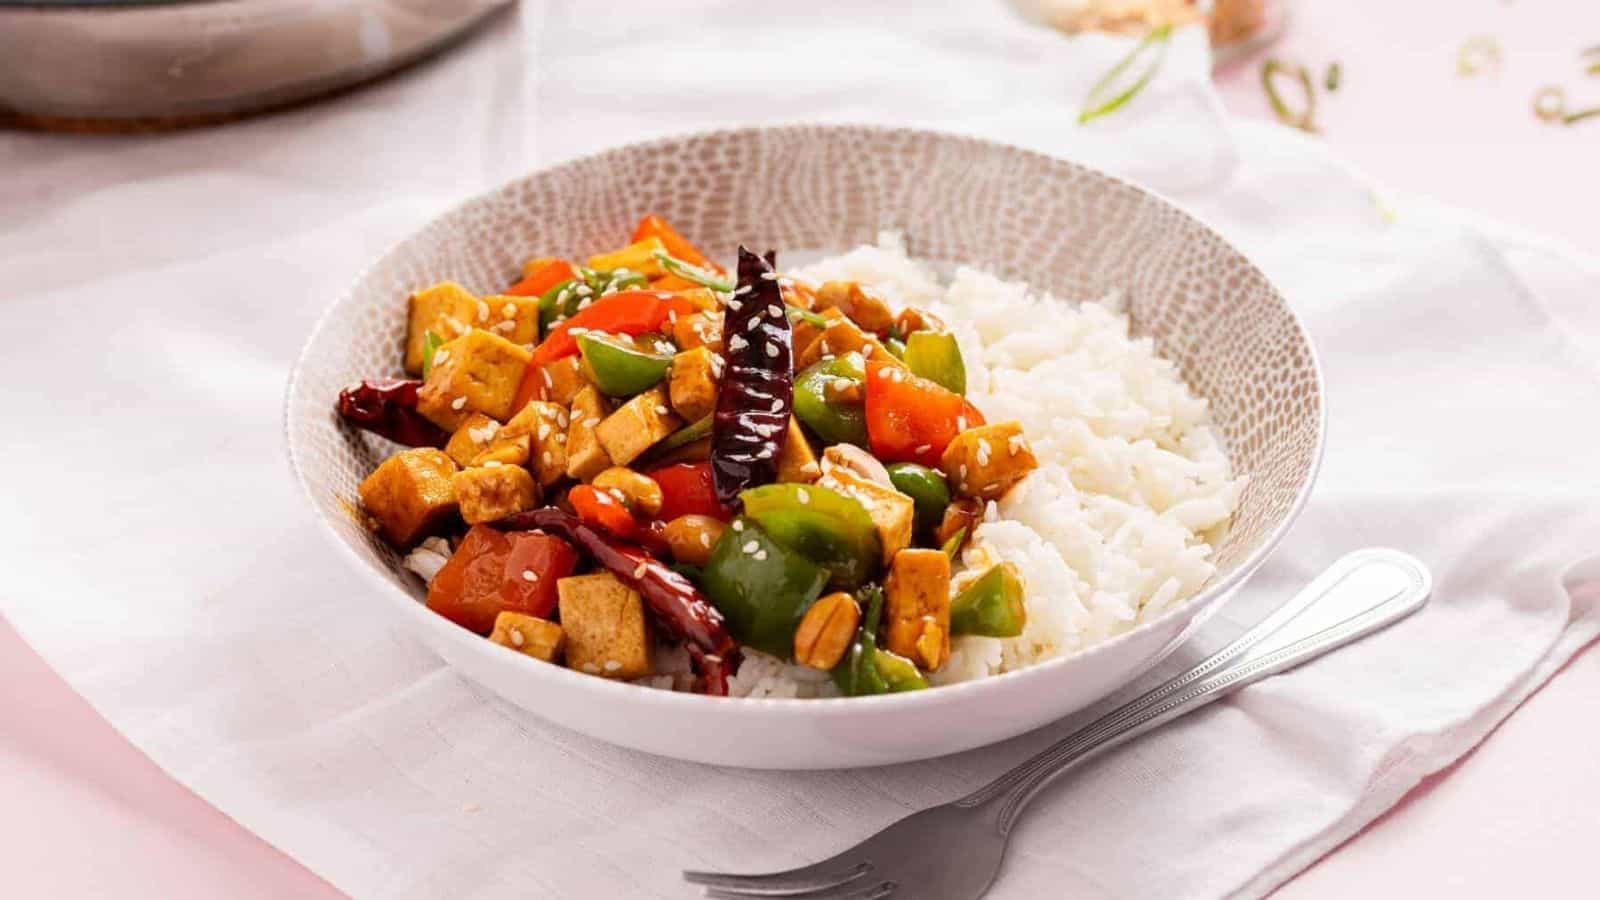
[864,359,986,467]
[425,525,579,634]
[632,214,724,274]
[646,462,733,522]
[568,484,639,539]
[530,290,695,367]
[504,258,577,297]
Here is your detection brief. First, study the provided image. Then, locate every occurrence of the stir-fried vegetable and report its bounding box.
[831,584,928,696]
[568,483,638,538]
[336,378,449,448]
[864,360,985,467]
[950,562,1027,637]
[701,518,829,658]
[497,506,738,694]
[420,330,445,377]
[505,258,577,298]
[710,247,794,506]
[885,462,950,542]
[793,352,869,446]
[740,483,882,588]
[577,332,672,396]
[426,525,579,634]
[647,461,731,521]
[632,214,723,273]
[902,331,966,395]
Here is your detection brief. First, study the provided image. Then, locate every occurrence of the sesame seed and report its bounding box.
[756,446,774,459]
[797,488,810,504]
[477,300,490,322]
[957,416,968,431]
[483,460,503,468]
[502,302,517,318]
[510,629,525,647]
[765,342,780,358]
[746,316,761,332]
[959,464,968,479]
[568,327,588,336]
[575,284,593,296]
[541,369,553,387]
[554,433,566,444]
[608,487,626,503]
[727,299,743,311]
[734,285,752,295]
[655,404,670,415]
[769,398,783,413]
[604,660,623,672]
[699,532,711,548]
[537,423,551,440]
[432,349,451,366]
[915,443,931,455]
[583,416,600,428]
[767,304,783,317]
[878,368,892,380]
[742,540,759,554]
[521,569,538,582]
[450,396,467,411]
[493,320,514,333]
[731,520,745,531]
[760,271,779,281]
[753,550,768,561]
[727,334,748,352]
[632,562,648,579]
[801,462,820,476]
[542,451,553,464]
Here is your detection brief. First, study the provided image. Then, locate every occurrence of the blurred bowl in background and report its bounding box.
[0,0,512,130]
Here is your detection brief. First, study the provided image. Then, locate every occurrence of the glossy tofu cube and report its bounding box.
[668,346,721,422]
[495,400,569,487]
[479,294,542,348]
[939,421,1038,501]
[489,612,565,663]
[883,548,952,671]
[452,463,539,524]
[417,330,533,430]
[557,573,652,679]
[564,386,613,482]
[595,385,680,467]
[404,281,477,374]
[444,413,502,468]
[357,448,458,546]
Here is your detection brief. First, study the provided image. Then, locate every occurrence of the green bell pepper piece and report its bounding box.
[577,332,672,397]
[832,585,889,696]
[903,331,966,395]
[873,648,929,692]
[420,329,445,377]
[538,278,577,335]
[701,519,829,658]
[741,483,882,588]
[885,462,950,541]
[793,351,869,446]
[940,526,967,560]
[649,414,712,456]
[950,562,1027,638]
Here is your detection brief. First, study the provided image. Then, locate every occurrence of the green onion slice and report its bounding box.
[1262,58,1318,132]
[1078,25,1173,126]
[787,306,828,327]
[652,249,735,292]
[420,329,444,377]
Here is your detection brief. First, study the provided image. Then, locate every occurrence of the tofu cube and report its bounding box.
[595,385,681,467]
[940,421,1039,500]
[480,294,542,347]
[444,413,502,467]
[494,400,569,487]
[532,354,593,406]
[776,417,821,483]
[452,463,539,524]
[671,311,724,353]
[668,346,721,422]
[417,330,533,430]
[564,386,614,482]
[404,282,477,374]
[883,548,952,671]
[489,611,565,663]
[814,281,895,334]
[557,573,652,678]
[798,317,905,370]
[358,448,459,546]
[587,236,666,277]
[790,307,844,362]
[817,466,914,564]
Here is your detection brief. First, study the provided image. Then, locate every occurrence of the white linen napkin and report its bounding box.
[3,1,1598,897]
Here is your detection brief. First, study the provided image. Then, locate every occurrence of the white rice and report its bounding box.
[408,234,1240,696]
[795,234,1241,688]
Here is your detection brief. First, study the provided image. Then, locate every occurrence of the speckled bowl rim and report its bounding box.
[283,123,1325,716]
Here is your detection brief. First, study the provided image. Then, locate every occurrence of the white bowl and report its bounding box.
[284,125,1323,769]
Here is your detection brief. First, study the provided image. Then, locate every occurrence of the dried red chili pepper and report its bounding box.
[335,378,449,448]
[496,506,739,694]
[710,246,794,507]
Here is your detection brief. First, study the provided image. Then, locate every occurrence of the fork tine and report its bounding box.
[683,859,871,896]
[700,877,896,900]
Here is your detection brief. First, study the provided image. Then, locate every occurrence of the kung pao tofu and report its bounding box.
[337,215,1037,696]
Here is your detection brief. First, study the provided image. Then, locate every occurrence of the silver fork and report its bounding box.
[684,548,1431,900]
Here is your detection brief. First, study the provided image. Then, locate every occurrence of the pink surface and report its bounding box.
[4,3,1598,896]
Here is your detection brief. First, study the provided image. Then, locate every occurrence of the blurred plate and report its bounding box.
[0,0,512,129]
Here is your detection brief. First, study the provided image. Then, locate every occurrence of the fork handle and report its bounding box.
[958,548,1431,835]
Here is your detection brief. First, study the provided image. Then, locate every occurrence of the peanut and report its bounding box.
[592,467,664,518]
[793,591,861,670]
[662,514,728,567]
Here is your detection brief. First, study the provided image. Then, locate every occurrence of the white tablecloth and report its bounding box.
[3,2,1597,897]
